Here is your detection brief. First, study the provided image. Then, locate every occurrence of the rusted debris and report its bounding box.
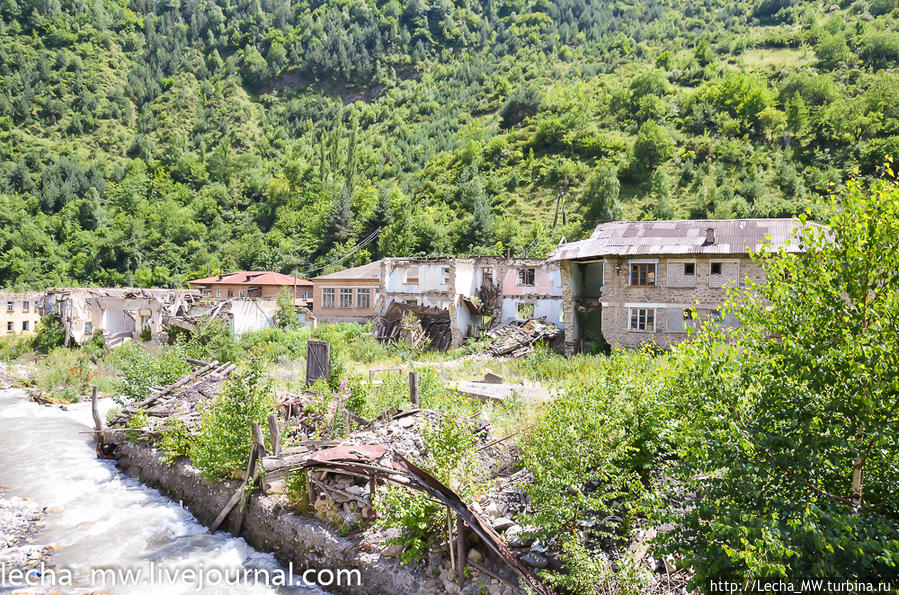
[486,318,563,357]
[293,445,553,595]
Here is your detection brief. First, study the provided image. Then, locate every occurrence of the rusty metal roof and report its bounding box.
[548,218,825,261]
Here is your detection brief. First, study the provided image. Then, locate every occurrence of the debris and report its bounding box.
[482,372,504,384]
[485,318,562,357]
[373,303,451,351]
[520,551,548,569]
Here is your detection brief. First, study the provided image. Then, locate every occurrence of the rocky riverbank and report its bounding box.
[0,494,53,571]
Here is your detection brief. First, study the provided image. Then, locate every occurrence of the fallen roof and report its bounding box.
[548,218,825,260]
[312,260,382,281]
[189,271,313,286]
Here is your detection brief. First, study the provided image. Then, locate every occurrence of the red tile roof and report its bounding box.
[188,271,313,287]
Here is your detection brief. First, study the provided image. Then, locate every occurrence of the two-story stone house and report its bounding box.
[549,219,820,352]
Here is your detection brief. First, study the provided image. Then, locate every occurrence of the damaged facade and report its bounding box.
[43,288,202,347]
[377,257,564,349]
[42,287,307,347]
[0,292,44,336]
[549,218,822,352]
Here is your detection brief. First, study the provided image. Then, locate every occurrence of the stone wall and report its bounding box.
[597,255,764,349]
[112,440,440,595]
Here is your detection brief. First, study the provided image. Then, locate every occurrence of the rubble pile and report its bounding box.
[373,303,452,351]
[0,496,53,569]
[108,359,235,437]
[485,318,563,357]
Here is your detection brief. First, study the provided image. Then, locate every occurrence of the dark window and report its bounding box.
[517,268,536,286]
[227,289,234,298]
[630,263,656,286]
[711,262,723,275]
[6,321,12,331]
[22,321,29,331]
[684,263,695,275]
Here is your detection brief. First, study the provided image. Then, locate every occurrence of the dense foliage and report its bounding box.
[664,174,899,584]
[1,0,898,288]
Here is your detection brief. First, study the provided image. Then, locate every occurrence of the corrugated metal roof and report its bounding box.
[548,219,825,261]
[312,260,382,280]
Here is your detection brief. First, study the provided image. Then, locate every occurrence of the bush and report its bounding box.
[499,86,541,129]
[31,316,66,354]
[375,414,479,564]
[0,336,31,361]
[33,347,93,402]
[112,341,191,403]
[662,176,899,584]
[519,350,674,593]
[189,348,276,481]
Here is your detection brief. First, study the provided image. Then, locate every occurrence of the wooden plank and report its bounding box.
[409,371,419,407]
[268,414,281,456]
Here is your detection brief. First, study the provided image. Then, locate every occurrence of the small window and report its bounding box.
[356,288,371,309]
[322,288,335,308]
[481,267,494,285]
[85,321,93,335]
[629,308,655,332]
[302,291,309,300]
[6,321,12,331]
[684,263,695,276]
[215,289,222,298]
[441,266,450,285]
[238,290,245,298]
[22,321,29,331]
[201,289,210,296]
[517,302,535,318]
[711,262,723,275]
[517,268,536,286]
[6,301,12,312]
[405,267,419,284]
[227,289,234,298]
[22,301,29,312]
[339,288,353,308]
[630,263,656,286]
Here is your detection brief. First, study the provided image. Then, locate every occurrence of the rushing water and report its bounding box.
[0,389,322,594]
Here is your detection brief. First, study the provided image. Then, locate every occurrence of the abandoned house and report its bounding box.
[548,219,821,353]
[43,288,202,347]
[188,271,313,307]
[311,261,382,324]
[377,257,564,348]
[0,292,44,337]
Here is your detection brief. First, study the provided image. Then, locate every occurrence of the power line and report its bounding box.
[299,227,382,277]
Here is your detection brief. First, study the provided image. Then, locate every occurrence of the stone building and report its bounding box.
[0,292,44,337]
[379,257,564,347]
[548,219,822,353]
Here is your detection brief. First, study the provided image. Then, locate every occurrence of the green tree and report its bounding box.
[581,163,620,228]
[664,174,899,584]
[632,120,675,173]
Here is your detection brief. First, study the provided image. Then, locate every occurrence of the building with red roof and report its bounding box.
[188,271,313,306]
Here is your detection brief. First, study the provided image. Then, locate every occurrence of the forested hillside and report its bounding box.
[1,0,897,288]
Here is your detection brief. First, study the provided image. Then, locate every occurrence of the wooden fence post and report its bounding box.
[267,413,281,456]
[409,370,419,407]
[456,516,466,582]
[90,386,106,451]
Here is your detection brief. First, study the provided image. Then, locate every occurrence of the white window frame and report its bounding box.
[322,288,335,308]
[302,290,309,300]
[339,288,353,309]
[6,301,12,312]
[238,290,245,298]
[356,288,371,309]
[215,289,222,298]
[628,258,658,287]
[627,307,658,333]
[22,301,29,312]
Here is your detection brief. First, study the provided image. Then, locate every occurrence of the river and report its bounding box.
[0,388,321,594]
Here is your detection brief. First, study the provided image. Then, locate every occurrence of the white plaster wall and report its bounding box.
[231,300,278,335]
[386,263,450,293]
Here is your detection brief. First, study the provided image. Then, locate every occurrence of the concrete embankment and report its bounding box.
[112,439,441,595]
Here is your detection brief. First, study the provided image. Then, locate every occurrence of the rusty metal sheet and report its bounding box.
[305,444,389,465]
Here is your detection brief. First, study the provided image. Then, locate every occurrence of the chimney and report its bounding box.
[704,227,716,245]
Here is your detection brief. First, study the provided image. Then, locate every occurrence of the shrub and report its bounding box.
[31,316,66,354]
[499,85,541,129]
[376,414,479,564]
[189,348,276,481]
[112,341,191,403]
[662,175,899,584]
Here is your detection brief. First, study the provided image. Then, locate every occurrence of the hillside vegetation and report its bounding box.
[1,0,898,287]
